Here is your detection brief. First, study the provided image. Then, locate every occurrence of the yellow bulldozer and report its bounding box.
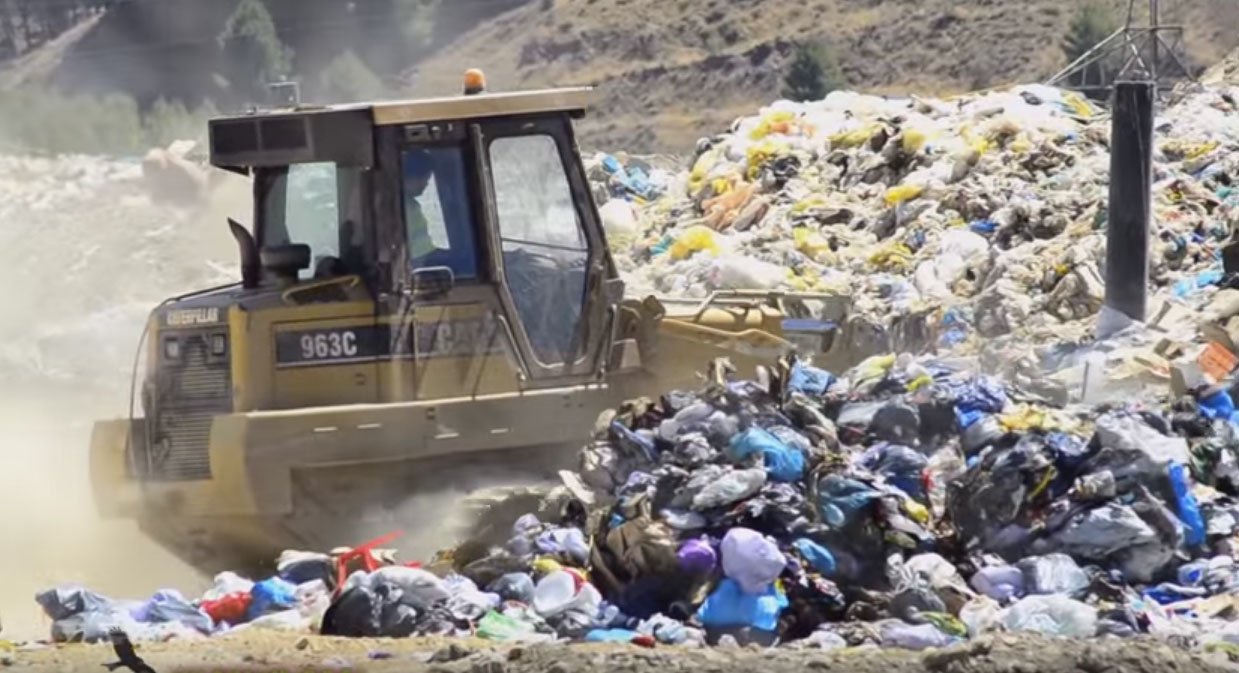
[89,74,863,575]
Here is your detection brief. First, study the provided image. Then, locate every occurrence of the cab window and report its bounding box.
[258,162,362,280]
[488,134,589,366]
[401,146,479,280]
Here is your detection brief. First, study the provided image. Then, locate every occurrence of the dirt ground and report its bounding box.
[7,632,1239,673]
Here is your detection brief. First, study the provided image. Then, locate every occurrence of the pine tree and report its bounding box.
[1062,2,1119,89]
[782,42,843,103]
[218,0,293,104]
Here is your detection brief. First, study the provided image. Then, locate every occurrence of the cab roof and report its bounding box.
[209,87,594,171]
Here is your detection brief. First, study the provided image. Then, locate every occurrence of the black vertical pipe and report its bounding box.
[1105,81,1155,323]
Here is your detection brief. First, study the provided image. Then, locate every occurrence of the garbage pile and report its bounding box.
[37,351,1239,651]
[597,83,1239,359]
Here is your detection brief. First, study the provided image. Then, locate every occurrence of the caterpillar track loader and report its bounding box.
[90,74,859,574]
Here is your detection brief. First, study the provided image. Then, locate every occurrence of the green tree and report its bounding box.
[1062,2,1119,89]
[317,50,385,103]
[395,0,440,52]
[218,0,293,104]
[782,42,843,103]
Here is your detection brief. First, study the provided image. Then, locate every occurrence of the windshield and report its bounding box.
[258,162,362,280]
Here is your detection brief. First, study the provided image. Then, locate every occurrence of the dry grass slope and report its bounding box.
[414,0,1239,151]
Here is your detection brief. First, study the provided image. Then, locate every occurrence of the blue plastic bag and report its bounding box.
[247,577,298,621]
[729,427,804,482]
[696,578,788,632]
[134,589,213,634]
[791,539,836,576]
[1168,462,1206,548]
[944,378,1008,429]
[585,628,642,643]
[816,474,882,527]
[1198,389,1237,421]
[787,361,835,396]
[856,442,927,499]
[610,420,658,462]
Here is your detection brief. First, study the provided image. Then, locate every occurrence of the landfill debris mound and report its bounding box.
[21,77,1239,662]
[30,350,1239,659]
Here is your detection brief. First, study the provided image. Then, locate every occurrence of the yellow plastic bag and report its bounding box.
[688,147,722,196]
[867,240,913,270]
[532,558,562,575]
[792,194,830,214]
[794,227,835,263]
[903,499,930,525]
[959,124,990,156]
[852,354,896,384]
[1187,140,1221,160]
[749,110,797,140]
[1008,134,1034,154]
[902,128,928,153]
[1061,91,1095,119]
[884,183,925,207]
[745,140,789,179]
[829,123,881,149]
[669,225,720,260]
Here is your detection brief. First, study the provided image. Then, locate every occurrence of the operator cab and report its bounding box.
[207,73,622,387]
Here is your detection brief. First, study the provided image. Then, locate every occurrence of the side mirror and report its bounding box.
[410,266,454,300]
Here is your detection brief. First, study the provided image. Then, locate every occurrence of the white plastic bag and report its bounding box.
[960,595,1003,637]
[1002,594,1097,637]
[371,566,450,609]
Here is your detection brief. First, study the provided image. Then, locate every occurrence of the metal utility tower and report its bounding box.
[1048,0,1194,95]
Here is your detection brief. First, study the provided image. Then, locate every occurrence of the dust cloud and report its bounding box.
[0,157,247,640]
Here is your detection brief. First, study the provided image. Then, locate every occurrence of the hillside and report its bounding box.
[414,0,1239,151]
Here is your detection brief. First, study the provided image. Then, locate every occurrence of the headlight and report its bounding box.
[211,333,227,356]
[163,337,181,360]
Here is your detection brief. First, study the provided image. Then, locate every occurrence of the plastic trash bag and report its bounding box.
[816,474,883,527]
[1016,554,1089,596]
[969,565,1024,601]
[788,361,835,396]
[856,443,928,499]
[487,573,535,604]
[721,527,787,594]
[585,628,642,643]
[135,589,213,634]
[247,577,298,621]
[36,585,115,621]
[792,538,836,576]
[878,620,957,650]
[729,427,805,482]
[637,613,705,646]
[1050,504,1158,561]
[1095,412,1190,465]
[443,574,501,622]
[201,571,254,602]
[960,595,1003,637]
[1168,461,1206,547]
[276,550,334,586]
[371,566,450,609]
[696,578,788,632]
[476,610,553,643]
[1002,594,1097,637]
[320,583,418,638]
[201,592,252,625]
[677,537,718,574]
[536,527,591,564]
[691,467,767,510]
[532,570,602,618]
